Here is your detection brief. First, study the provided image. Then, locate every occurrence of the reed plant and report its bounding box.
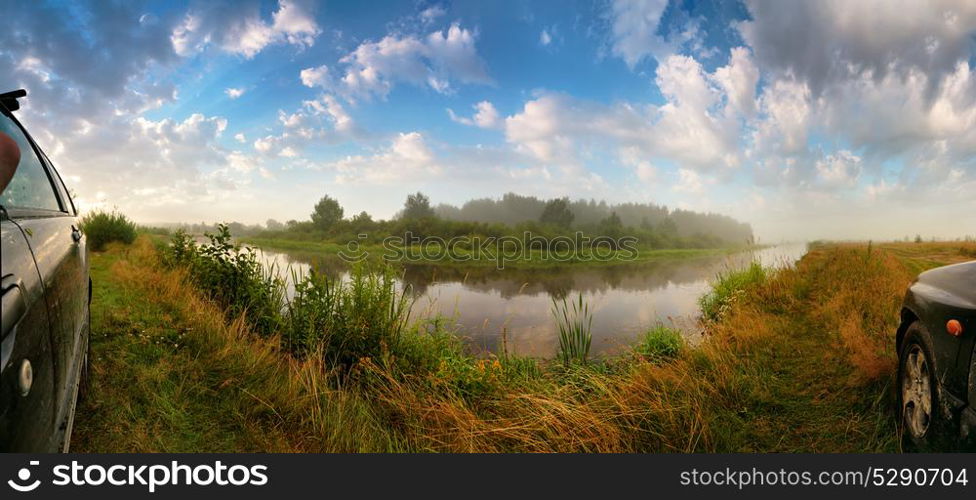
[552,293,593,365]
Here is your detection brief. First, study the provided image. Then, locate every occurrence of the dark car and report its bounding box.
[0,89,90,452]
[896,260,976,451]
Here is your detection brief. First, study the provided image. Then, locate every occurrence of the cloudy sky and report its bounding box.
[1,0,975,241]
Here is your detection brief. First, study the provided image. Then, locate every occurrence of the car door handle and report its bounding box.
[71,225,82,243]
[1,277,26,340]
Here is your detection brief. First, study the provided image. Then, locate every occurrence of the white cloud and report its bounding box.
[420,5,447,24]
[815,150,862,188]
[304,94,355,133]
[300,65,332,88]
[619,146,658,183]
[502,53,743,173]
[447,100,502,129]
[225,87,246,99]
[752,78,812,158]
[254,135,277,153]
[278,109,306,128]
[650,54,741,171]
[608,0,670,68]
[673,168,705,194]
[234,132,247,143]
[302,23,491,100]
[172,0,321,59]
[713,47,760,117]
[540,29,552,46]
[324,132,440,184]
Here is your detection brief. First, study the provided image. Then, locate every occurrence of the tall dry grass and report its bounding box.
[109,238,401,452]
[802,245,913,381]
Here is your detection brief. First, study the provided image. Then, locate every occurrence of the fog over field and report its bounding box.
[1,0,975,241]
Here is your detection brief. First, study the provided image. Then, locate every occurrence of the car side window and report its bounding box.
[0,112,62,212]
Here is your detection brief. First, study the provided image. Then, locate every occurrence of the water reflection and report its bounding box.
[256,243,807,358]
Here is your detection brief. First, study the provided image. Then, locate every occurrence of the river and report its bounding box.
[254,243,808,358]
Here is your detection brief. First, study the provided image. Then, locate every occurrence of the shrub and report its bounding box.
[164,224,284,336]
[80,209,137,251]
[698,262,766,322]
[635,325,683,361]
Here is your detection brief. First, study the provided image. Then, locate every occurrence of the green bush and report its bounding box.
[164,225,284,336]
[635,325,683,361]
[698,262,766,322]
[164,224,413,372]
[79,209,137,251]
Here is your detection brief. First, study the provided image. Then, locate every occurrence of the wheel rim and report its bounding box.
[901,345,932,438]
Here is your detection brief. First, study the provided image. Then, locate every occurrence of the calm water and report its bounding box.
[256,244,808,358]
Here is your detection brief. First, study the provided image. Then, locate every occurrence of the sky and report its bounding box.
[1,0,975,242]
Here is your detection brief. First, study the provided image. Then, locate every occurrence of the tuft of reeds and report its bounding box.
[552,293,593,365]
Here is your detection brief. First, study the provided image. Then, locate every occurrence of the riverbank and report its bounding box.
[73,237,975,451]
[240,236,753,269]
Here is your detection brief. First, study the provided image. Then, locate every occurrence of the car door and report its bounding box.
[0,112,61,452]
[0,107,88,449]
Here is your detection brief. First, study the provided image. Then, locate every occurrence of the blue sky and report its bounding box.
[2,0,975,240]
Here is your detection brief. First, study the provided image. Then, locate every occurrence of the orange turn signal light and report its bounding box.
[946,319,963,337]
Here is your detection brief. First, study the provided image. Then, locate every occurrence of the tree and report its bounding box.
[402,192,435,219]
[599,211,623,235]
[657,216,678,237]
[539,198,574,228]
[266,218,284,231]
[311,195,344,231]
[351,211,373,224]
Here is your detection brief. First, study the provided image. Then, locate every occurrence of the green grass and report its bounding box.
[241,236,748,269]
[634,325,683,361]
[698,261,767,322]
[73,244,285,451]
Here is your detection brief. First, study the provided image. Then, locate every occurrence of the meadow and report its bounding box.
[71,222,976,452]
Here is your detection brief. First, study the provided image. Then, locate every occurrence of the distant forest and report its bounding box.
[432,193,753,245]
[156,192,755,249]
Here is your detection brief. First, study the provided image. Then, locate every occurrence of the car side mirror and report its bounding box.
[0,131,20,195]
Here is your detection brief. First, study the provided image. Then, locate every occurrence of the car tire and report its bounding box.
[897,321,951,451]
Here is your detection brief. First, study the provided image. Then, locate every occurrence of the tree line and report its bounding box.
[259,192,755,250]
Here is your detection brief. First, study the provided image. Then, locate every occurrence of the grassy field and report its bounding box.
[73,237,975,452]
[240,236,747,269]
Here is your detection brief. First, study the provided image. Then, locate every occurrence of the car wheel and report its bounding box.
[897,322,950,451]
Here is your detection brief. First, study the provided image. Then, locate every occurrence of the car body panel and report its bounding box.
[1,95,90,452]
[14,215,89,431]
[0,218,57,451]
